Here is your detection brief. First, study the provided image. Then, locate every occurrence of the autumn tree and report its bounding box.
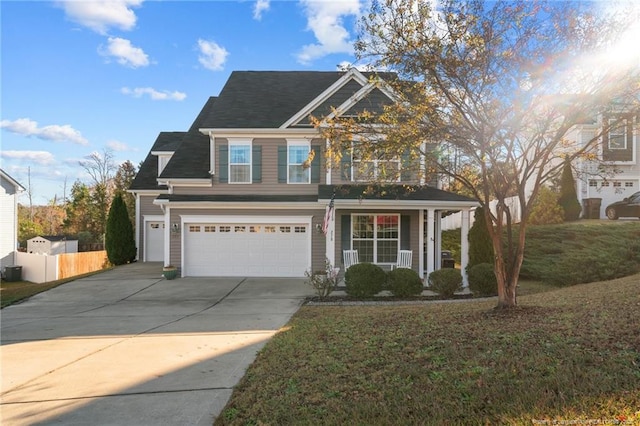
[317,0,640,308]
[79,148,117,239]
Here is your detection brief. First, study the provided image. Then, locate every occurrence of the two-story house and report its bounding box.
[129,69,478,280]
[567,108,640,218]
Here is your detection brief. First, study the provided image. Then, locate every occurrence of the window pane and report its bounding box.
[289,146,308,163]
[377,240,398,263]
[352,215,374,239]
[289,165,309,183]
[377,215,398,239]
[230,145,250,163]
[353,240,374,263]
[230,165,250,182]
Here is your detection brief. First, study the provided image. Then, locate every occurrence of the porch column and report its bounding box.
[325,209,336,268]
[418,209,425,278]
[426,208,435,277]
[135,193,140,261]
[461,208,470,288]
[164,207,171,267]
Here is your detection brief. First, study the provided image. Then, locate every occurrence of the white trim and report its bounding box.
[209,131,215,175]
[135,193,140,260]
[199,128,318,138]
[281,68,368,128]
[128,189,169,195]
[418,209,425,279]
[228,138,253,184]
[426,209,435,276]
[287,138,312,184]
[153,199,321,210]
[164,208,171,267]
[157,179,211,187]
[181,215,312,224]
[460,209,470,288]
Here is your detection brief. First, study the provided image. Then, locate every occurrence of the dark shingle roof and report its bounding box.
[159,97,217,179]
[200,71,397,128]
[130,132,186,190]
[318,185,478,203]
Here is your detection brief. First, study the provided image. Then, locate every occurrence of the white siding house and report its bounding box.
[0,169,25,270]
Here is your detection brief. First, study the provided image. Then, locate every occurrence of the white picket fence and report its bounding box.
[442,196,522,230]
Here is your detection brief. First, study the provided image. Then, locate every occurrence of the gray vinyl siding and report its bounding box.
[334,209,420,272]
[167,207,326,271]
[138,195,164,261]
[173,137,326,196]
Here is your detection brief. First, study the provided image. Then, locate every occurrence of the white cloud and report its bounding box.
[297,0,362,65]
[253,0,270,20]
[100,37,150,68]
[1,150,56,166]
[58,0,143,35]
[121,87,186,101]
[197,39,228,71]
[1,118,88,145]
[106,140,132,151]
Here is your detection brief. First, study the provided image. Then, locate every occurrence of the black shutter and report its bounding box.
[252,145,262,183]
[278,146,287,183]
[401,215,411,250]
[340,149,352,181]
[219,145,228,183]
[341,214,351,256]
[311,144,321,183]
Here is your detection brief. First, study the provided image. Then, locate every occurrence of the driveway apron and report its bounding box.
[1,262,313,425]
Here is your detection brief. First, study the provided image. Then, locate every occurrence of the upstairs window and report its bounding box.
[603,114,635,162]
[352,145,401,182]
[288,141,311,184]
[229,142,251,183]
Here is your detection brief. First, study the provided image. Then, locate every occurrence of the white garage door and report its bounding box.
[145,221,165,261]
[588,180,639,218]
[184,221,310,277]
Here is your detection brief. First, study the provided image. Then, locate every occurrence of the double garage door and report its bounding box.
[183,219,311,277]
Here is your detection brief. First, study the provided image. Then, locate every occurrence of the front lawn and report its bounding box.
[216,273,640,425]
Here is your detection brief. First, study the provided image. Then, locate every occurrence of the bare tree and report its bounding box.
[316,0,640,308]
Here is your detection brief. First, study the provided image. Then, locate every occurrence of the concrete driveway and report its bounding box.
[1,262,313,425]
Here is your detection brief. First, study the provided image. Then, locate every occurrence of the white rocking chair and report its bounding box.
[392,250,413,270]
[343,250,359,270]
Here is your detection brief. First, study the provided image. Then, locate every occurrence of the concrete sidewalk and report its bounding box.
[1,263,313,425]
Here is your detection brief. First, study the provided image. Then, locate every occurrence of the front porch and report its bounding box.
[319,185,478,286]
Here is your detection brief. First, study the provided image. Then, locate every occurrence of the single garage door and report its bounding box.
[184,221,310,277]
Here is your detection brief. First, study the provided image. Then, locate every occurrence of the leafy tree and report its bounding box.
[64,181,97,241]
[529,186,564,226]
[105,194,136,265]
[558,160,582,221]
[316,0,639,308]
[468,206,493,268]
[113,160,137,225]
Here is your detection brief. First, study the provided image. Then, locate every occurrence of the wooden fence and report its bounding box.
[15,250,108,283]
[58,251,108,280]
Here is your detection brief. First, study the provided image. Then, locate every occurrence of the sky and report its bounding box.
[1,0,366,204]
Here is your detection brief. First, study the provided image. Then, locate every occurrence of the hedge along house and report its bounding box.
[129,69,478,283]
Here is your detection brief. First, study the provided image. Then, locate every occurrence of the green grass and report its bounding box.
[216,274,640,425]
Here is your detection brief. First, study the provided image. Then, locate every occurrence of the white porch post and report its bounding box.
[461,208,470,288]
[164,207,171,267]
[426,208,435,277]
[418,209,425,278]
[325,208,336,267]
[134,193,140,261]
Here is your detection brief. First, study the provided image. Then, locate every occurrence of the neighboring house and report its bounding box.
[0,169,25,270]
[568,108,640,218]
[129,69,478,280]
[27,236,78,255]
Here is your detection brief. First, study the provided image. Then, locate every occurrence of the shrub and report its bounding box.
[305,259,340,298]
[428,268,462,297]
[344,263,386,298]
[468,263,498,296]
[558,160,582,221]
[387,268,423,297]
[468,206,494,268]
[529,186,564,225]
[105,194,136,266]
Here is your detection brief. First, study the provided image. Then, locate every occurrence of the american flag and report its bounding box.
[321,193,335,235]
